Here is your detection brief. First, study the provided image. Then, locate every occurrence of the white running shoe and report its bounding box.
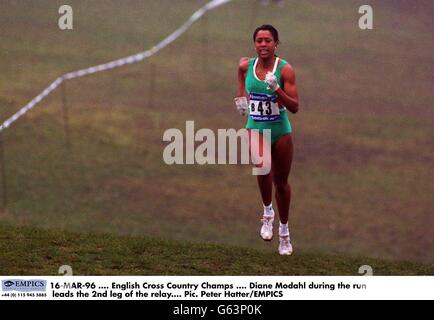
[260,215,274,241]
[278,235,293,255]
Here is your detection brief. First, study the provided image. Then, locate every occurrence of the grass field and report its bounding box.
[0,0,433,274]
[0,224,431,275]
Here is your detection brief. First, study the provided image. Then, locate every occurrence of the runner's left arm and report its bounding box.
[275,64,299,114]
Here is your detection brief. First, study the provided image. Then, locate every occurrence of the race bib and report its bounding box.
[249,92,280,122]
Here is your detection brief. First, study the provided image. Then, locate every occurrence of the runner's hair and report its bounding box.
[253,24,280,44]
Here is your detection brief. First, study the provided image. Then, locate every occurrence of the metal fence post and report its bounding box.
[0,132,7,210]
[61,81,71,150]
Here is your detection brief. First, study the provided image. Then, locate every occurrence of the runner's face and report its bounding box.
[254,30,277,59]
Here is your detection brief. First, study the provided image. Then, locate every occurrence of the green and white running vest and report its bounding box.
[245,57,292,144]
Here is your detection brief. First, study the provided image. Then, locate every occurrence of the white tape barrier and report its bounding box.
[0,0,232,132]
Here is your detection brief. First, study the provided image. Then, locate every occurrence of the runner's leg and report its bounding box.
[271,134,293,224]
[248,129,273,206]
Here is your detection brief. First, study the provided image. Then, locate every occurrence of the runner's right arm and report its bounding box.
[237,57,249,97]
[235,57,250,116]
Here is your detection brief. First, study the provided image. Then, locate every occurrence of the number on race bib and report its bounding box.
[248,92,280,122]
[265,102,272,115]
[257,102,264,115]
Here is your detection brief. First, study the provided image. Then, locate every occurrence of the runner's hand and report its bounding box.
[234,96,248,116]
[265,71,279,91]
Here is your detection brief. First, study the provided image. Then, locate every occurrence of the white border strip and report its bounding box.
[0,0,232,132]
[1,276,433,300]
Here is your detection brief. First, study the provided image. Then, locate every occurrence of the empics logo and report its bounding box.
[2,279,47,292]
